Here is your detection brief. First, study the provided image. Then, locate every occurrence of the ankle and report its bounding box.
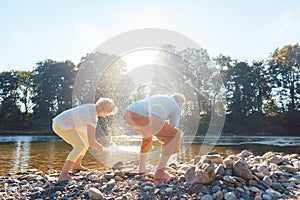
[155,168,166,174]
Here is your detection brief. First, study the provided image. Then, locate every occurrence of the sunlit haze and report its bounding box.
[122,50,158,71]
[1,0,300,72]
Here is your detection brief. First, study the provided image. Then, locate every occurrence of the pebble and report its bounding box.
[0,151,299,200]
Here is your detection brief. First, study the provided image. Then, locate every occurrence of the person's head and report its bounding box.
[171,93,186,108]
[95,98,118,117]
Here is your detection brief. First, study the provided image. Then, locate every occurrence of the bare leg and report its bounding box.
[73,155,88,171]
[154,155,171,182]
[155,133,180,182]
[139,153,147,173]
[58,160,75,181]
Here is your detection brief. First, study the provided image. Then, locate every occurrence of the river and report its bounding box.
[0,135,299,175]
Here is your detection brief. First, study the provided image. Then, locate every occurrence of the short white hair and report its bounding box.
[95,98,118,115]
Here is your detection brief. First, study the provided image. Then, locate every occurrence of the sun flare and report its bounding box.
[122,49,158,71]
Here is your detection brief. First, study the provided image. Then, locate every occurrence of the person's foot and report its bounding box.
[154,170,170,183]
[72,165,89,171]
[139,165,147,173]
[58,174,74,182]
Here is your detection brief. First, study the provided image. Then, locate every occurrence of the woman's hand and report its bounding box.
[91,142,103,154]
[87,125,103,154]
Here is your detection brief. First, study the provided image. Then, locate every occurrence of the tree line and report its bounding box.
[0,44,299,136]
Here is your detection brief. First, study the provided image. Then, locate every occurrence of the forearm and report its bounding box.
[87,125,102,152]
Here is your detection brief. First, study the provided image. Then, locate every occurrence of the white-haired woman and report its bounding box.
[52,98,117,181]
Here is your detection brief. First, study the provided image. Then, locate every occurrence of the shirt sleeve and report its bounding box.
[86,116,97,127]
[169,107,181,130]
[85,105,97,128]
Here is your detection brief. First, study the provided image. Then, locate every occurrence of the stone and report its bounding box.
[1,153,300,200]
[104,172,115,179]
[254,195,262,200]
[213,190,223,200]
[262,176,272,186]
[262,194,272,200]
[165,187,173,194]
[224,192,237,200]
[271,182,285,191]
[87,174,99,181]
[212,185,221,192]
[223,175,237,184]
[262,152,282,165]
[233,160,253,180]
[265,188,282,198]
[279,165,297,173]
[201,194,213,200]
[112,161,124,170]
[257,165,270,176]
[249,186,260,193]
[185,157,215,185]
[223,158,235,169]
[290,175,300,184]
[88,188,104,200]
[292,161,300,170]
[114,175,123,181]
[204,154,223,164]
[237,150,253,158]
[143,185,154,191]
[215,165,225,176]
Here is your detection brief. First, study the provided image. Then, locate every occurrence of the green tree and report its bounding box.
[0,71,20,129]
[0,70,34,130]
[32,59,76,118]
[267,44,300,111]
[76,52,134,136]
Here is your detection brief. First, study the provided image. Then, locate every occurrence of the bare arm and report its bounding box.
[87,125,103,153]
[169,108,181,130]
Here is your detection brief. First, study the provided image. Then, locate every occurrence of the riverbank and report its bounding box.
[0,130,54,136]
[0,150,299,200]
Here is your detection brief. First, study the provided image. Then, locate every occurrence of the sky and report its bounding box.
[0,0,299,72]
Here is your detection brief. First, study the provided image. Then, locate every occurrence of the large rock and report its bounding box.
[233,160,253,180]
[185,157,215,185]
[112,161,124,170]
[237,150,253,158]
[204,154,223,164]
[292,161,300,170]
[262,152,282,165]
[193,154,223,165]
[223,157,235,169]
[88,188,104,200]
[257,165,270,176]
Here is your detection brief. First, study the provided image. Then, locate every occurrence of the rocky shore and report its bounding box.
[0,150,299,200]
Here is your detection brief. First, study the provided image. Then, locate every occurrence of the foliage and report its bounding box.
[0,43,300,136]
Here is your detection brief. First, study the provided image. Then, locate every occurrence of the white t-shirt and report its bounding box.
[52,104,98,133]
[127,94,181,129]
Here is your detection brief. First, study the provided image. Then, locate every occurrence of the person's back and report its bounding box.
[53,104,97,133]
[128,94,181,129]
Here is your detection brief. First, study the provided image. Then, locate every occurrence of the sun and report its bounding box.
[121,49,159,71]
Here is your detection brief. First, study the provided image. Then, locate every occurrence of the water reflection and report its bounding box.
[12,139,31,174]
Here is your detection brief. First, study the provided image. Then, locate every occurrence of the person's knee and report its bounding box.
[140,137,153,153]
[74,142,88,155]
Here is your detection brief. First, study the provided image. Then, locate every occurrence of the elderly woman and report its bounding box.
[52,98,117,181]
[123,93,185,183]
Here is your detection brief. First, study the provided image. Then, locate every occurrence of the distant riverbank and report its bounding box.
[0,130,54,136]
